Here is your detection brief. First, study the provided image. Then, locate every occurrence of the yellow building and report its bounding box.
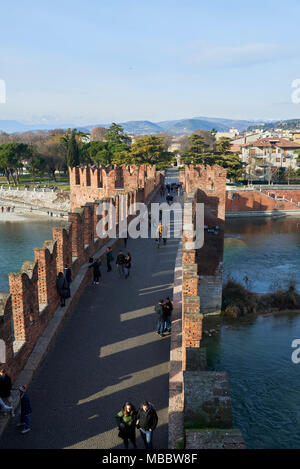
[293,133,300,142]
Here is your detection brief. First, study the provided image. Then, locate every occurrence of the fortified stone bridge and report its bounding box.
[0,164,245,449]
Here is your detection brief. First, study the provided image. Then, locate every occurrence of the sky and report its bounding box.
[1,0,300,125]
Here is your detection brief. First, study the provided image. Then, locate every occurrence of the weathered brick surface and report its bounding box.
[186,429,246,449]
[184,371,232,429]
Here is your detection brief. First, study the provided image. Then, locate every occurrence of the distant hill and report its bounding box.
[118,120,163,135]
[248,119,300,131]
[0,116,266,135]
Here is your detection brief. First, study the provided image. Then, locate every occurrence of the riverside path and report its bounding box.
[0,168,181,449]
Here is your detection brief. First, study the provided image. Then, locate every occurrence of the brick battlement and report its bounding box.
[0,165,164,381]
[168,164,245,449]
[69,164,163,210]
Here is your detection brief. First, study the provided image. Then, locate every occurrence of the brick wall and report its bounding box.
[226,189,300,212]
[168,164,245,449]
[0,164,164,381]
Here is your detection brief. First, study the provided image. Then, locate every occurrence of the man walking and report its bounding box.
[155,299,167,337]
[116,250,126,278]
[136,401,158,450]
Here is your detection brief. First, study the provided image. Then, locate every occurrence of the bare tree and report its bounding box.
[90,126,107,141]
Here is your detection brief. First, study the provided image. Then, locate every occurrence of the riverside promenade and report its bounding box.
[0,169,180,449]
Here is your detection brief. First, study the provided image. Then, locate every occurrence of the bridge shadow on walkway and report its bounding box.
[0,170,180,449]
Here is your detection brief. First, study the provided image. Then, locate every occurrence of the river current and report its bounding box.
[202,215,300,448]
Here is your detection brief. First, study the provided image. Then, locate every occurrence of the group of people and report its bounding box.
[0,368,32,434]
[155,297,173,337]
[115,401,158,449]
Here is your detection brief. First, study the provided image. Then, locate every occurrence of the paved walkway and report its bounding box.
[0,169,180,449]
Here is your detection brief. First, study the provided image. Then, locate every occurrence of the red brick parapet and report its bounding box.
[0,164,164,381]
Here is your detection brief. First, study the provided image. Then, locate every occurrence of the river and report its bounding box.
[202,215,300,449]
[0,217,66,292]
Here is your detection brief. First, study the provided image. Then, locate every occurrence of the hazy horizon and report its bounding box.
[1,0,300,124]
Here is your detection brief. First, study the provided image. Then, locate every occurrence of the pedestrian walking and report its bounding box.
[88,258,101,285]
[136,401,158,450]
[116,251,126,278]
[0,368,15,417]
[164,297,173,333]
[64,264,72,285]
[124,252,131,279]
[162,223,168,245]
[56,272,68,307]
[16,385,32,434]
[64,264,72,298]
[106,246,114,272]
[155,299,167,337]
[115,402,137,449]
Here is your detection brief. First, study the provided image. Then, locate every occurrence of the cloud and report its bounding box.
[185,41,299,68]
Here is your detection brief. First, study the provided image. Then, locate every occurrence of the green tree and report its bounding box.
[67,130,80,168]
[183,133,209,160]
[129,135,174,169]
[216,137,231,153]
[27,155,46,181]
[0,142,32,184]
[105,123,131,145]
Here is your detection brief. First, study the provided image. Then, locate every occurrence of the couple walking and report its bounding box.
[115,401,158,449]
[155,297,173,337]
[116,250,132,278]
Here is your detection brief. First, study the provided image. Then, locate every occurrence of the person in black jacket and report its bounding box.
[164,297,173,333]
[56,272,68,307]
[0,368,14,416]
[88,258,101,285]
[16,385,32,434]
[155,299,167,337]
[136,401,158,449]
[116,251,126,278]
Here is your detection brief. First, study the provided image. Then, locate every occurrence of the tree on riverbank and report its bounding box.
[222,279,300,318]
[0,142,32,184]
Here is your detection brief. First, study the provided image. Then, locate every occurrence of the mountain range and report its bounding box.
[0,116,272,135]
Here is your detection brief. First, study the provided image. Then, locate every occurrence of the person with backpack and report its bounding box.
[16,385,32,434]
[136,401,158,450]
[56,272,68,307]
[124,252,132,279]
[88,258,101,285]
[164,297,173,333]
[115,401,137,449]
[106,246,114,272]
[116,251,126,278]
[155,299,167,337]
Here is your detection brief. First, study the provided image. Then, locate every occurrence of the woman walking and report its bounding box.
[124,252,131,279]
[106,246,114,272]
[56,272,68,307]
[115,402,137,449]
